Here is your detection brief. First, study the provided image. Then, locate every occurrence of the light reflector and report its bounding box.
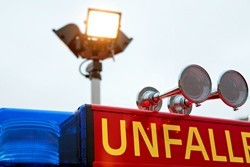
[86,8,121,39]
[218,70,248,108]
[179,65,212,103]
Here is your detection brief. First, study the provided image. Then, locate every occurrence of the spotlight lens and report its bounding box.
[218,70,248,108]
[179,65,212,103]
[86,9,121,39]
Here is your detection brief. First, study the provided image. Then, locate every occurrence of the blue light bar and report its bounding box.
[0,108,73,166]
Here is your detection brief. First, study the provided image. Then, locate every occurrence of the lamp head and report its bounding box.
[86,8,121,39]
[179,65,212,104]
[218,70,248,109]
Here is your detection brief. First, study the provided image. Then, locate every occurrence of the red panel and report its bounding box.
[91,105,250,167]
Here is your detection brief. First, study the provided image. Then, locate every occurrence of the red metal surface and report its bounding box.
[91,105,250,167]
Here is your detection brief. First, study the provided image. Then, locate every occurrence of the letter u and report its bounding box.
[102,118,127,156]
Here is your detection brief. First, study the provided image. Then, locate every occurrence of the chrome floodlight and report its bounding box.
[136,64,212,113]
[208,70,248,111]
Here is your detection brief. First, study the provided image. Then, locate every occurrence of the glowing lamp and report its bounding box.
[86,8,121,39]
[53,8,132,104]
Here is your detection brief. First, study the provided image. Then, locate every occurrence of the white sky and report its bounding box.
[0,0,250,120]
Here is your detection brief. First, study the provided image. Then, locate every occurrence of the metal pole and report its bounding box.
[91,78,101,104]
[86,60,102,104]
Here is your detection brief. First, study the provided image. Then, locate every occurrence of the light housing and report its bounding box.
[136,87,162,111]
[179,65,212,103]
[86,8,121,39]
[218,70,248,108]
[168,95,192,114]
[53,9,132,60]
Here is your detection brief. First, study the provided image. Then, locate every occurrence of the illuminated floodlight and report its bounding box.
[53,8,131,105]
[86,8,121,39]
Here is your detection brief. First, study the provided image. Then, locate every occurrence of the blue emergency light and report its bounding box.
[0,107,74,166]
